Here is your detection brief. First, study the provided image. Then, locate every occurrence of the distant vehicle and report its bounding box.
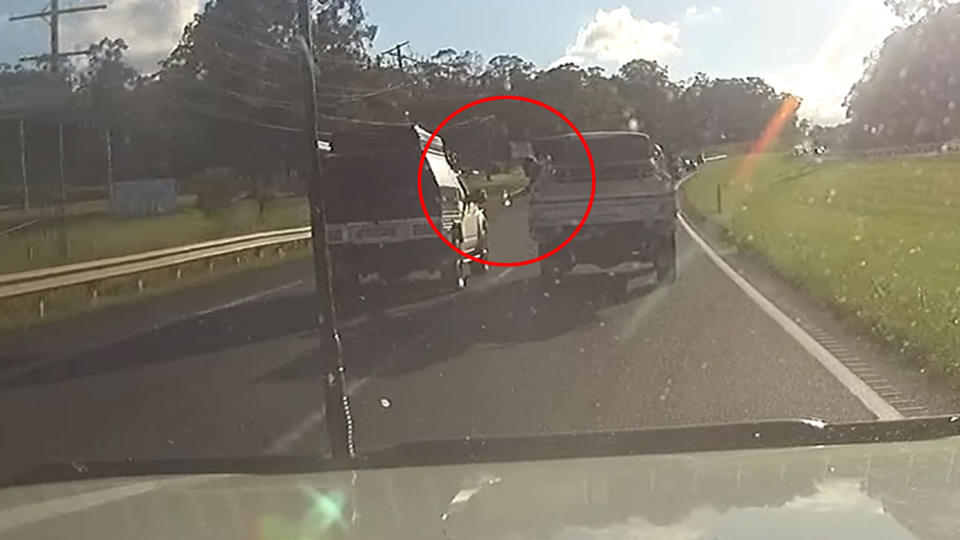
[320,124,489,295]
[529,131,678,289]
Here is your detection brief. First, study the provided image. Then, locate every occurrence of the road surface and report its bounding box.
[1,196,957,480]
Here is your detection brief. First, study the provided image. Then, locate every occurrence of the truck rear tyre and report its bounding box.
[471,240,490,276]
[539,242,561,290]
[441,252,467,292]
[655,232,677,285]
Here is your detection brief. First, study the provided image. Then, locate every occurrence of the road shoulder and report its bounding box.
[681,209,960,416]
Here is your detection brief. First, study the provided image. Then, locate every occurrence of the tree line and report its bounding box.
[842,1,960,149]
[26,0,948,206]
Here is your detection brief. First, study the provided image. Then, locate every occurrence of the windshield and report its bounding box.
[3,0,960,518]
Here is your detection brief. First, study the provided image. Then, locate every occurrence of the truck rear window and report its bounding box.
[325,151,439,223]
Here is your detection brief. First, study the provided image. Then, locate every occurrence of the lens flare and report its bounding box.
[258,488,348,540]
[735,95,801,181]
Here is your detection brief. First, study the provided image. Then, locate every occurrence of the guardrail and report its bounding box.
[0,226,312,316]
[827,140,960,160]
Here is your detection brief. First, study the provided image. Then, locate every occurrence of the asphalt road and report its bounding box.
[0,196,954,481]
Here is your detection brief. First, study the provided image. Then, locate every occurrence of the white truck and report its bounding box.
[529,131,677,289]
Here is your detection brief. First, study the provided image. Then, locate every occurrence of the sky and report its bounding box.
[0,0,904,125]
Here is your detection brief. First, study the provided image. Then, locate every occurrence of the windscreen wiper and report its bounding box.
[4,415,959,488]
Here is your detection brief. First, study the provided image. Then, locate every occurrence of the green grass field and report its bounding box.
[463,169,529,195]
[0,197,309,274]
[683,152,960,380]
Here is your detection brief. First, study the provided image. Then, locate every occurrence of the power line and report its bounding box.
[316,112,410,127]
[172,96,301,133]
[332,81,411,104]
[199,22,298,61]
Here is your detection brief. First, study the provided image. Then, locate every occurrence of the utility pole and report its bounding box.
[9,1,108,71]
[382,41,409,72]
[10,1,107,256]
[296,0,353,460]
[105,128,114,198]
[18,121,29,210]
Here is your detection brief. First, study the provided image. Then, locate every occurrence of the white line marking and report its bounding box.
[495,267,516,281]
[266,409,326,454]
[0,476,218,534]
[678,213,902,420]
[196,280,304,316]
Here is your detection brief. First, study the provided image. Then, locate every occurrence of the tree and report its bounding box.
[845,4,960,147]
[883,0,949,23]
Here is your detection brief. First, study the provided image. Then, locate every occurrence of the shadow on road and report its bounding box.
[260,272,658,383]
[0,278,445,387]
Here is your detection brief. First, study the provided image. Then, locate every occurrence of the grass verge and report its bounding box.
[0,197,309,274]
[682,152,960,381]
[0,240,312,331]
[463,169,529,195]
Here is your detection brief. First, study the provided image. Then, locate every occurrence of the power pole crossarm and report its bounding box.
[9,4,106,21]
[9,1,108,72]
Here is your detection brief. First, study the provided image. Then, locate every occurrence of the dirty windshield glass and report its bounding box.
[4,0,960,516]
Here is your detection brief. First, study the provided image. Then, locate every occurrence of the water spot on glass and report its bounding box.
[628,118,639,131]
[379,397,391,409]
[853,235,862,242]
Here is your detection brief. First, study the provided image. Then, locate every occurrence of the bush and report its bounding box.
[190,168,244,213]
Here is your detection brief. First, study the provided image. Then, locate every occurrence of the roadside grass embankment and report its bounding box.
[682,152,960,382]
[0,197,309,274]
[0,197,311,331]
[463,169,528,195]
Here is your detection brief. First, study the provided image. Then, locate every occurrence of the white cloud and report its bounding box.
[684,5,722,24]
[62,0,202,72]
[553,7,681,71]
[766,0,898,125]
